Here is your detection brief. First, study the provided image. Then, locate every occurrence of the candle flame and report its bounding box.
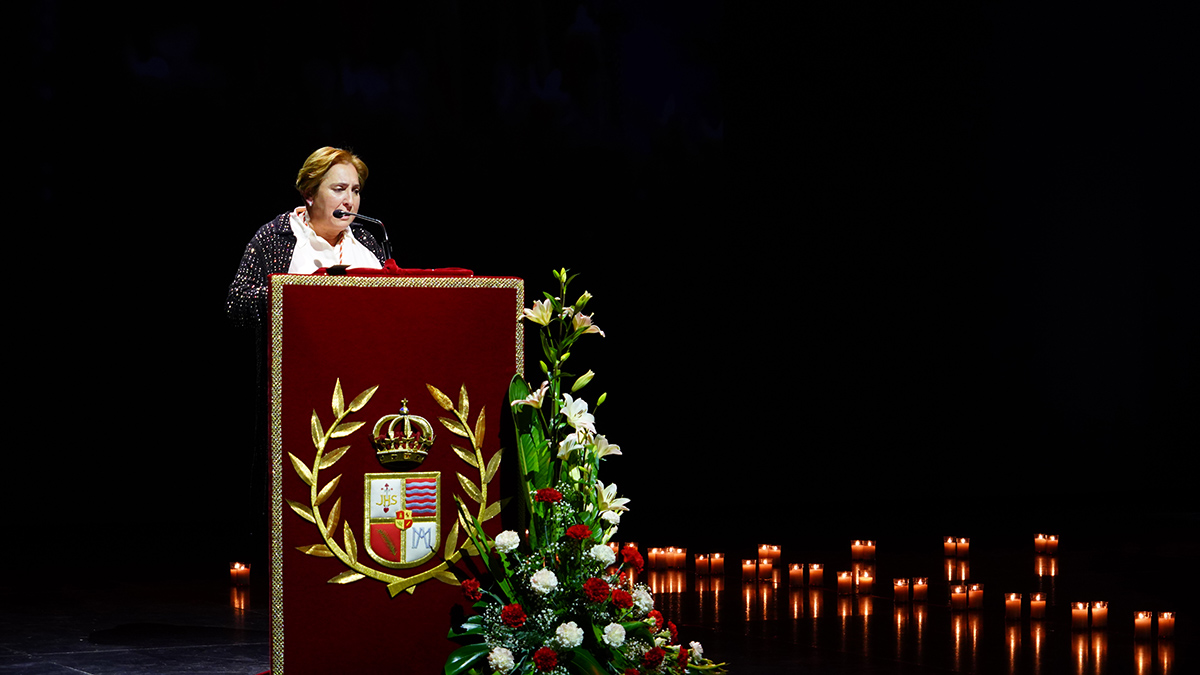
[914,578,928,586]
[1160,612,1175,619]
[1032,593,1045,601]
[1092,601,1108,609]
[1074,602,1088,610]
[1009,593,1020,600]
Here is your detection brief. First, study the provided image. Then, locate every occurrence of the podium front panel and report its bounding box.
[267,275,522,674]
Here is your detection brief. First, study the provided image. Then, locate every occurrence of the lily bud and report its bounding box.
[560,352,571,363]
[571,369,595,392]
[540,360,549,374]
[597,392,607,407]
[575,290,592,310]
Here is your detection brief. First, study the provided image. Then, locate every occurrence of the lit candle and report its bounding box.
[1091,601,1108,628]
[808,563,823,586]
[968,583,984,609]
[944,536,957,556]
[789,564,804,586]
[1045,535,1058,555]
[1034,534,1048,553]
[758,558,773,581]
[1134,611,1153,639]
[229,562,251,586]
[1006,593,1022,619]
[857,569,873,595]
[912,577,928,601]
[649,548,662,569]
[894,578,909,603]
[759,544,780,564]
[695,554,710,575]
[1030,592,1047,619]
[864,540,876,560]
[837,571,854,595]
[951,585,968,610]
[1072,602,1090,630]
[674,547,687,569]
[851,540,865,560]
[710,553,724,575]
[1158,612,1175,638]
[956,537,970,557]
[742,559,756,581]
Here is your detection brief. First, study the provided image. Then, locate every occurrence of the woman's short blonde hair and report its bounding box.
[295,147,369,199]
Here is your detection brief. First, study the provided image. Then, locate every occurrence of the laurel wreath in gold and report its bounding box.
[285,379,504,597]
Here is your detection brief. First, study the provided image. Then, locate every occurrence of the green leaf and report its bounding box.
[564,647,607,675]
[443,643,489,675]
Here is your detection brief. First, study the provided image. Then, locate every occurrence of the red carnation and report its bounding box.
[583,577,611,603]
[624,669,638,675]
[642,647,666,669]
[501,603,527,628]
[648,610,664,631]
[621,546,644,574]
[612,588,633,609]
[533,647,558,671]
[678,647,690,666]
[461,578,481,602]
[534,488,563,503]
[668,621,678,644]
[566,524,592,540]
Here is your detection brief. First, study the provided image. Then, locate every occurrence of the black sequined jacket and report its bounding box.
[225,212,385,327]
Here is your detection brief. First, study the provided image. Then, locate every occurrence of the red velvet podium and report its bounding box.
[266,271,523,674]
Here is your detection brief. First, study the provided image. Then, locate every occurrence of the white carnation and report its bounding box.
[530,568,558,595]
[633,588,654,614]
[488,646,515,673]
[600,510,621,526]
[690,641,704,660]
[494,530,520,554]
[589,544,616,566]
[555,621,584,649]
[602,622,626,647]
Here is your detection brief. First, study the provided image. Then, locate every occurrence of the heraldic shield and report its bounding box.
[363,472,440,568]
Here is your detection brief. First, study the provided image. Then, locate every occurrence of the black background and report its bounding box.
[18,1,1195,568]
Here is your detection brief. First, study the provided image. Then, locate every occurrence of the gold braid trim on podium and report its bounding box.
[266,274,523,669]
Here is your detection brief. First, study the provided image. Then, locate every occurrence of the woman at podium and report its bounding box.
[225,146,385,326]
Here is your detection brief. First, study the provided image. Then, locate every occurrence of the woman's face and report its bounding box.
[308,162,361,232]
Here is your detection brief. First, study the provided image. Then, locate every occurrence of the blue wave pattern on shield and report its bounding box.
[406,478,437,517]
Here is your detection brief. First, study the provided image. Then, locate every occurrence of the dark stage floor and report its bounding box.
[3,515,1194,674]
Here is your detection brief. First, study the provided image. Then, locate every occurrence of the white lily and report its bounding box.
[557,432,585,460]
[594,434,621,458]
[560,394,596,433]
[511,380,549,409]
[595,479,630,513]
[572,312,605,337]
[522,299,554,326]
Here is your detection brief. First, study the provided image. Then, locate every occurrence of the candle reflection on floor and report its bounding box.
[1092,630,1108,675]
[1031,620,1047,675]
[894,604,908,661]
[1006,621,1021,675]
[1072,630,1091,675]
[1159,640,1175,674]
[1133,641,1151,675]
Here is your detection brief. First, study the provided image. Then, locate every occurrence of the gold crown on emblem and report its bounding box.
[371,399,435,469]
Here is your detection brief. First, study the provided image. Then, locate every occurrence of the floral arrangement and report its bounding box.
[445,269,728,674]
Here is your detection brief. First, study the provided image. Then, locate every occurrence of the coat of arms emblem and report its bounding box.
[364,472,441,568]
